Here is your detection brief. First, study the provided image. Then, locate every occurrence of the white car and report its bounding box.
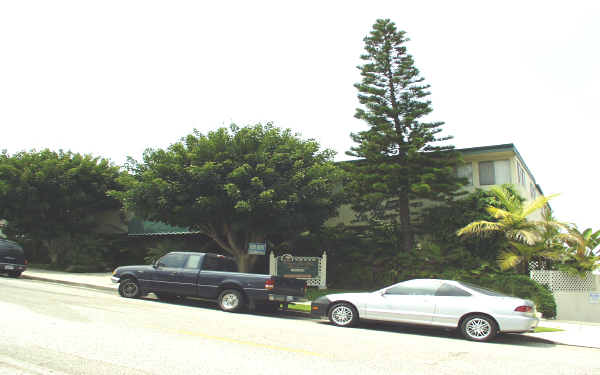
[310,279,539,342]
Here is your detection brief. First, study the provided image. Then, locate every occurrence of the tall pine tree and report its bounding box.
[347,19,465,252]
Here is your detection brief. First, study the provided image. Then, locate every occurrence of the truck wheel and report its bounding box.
[460,314,497,342]
[329,302,358,327]
[218,289,244,313]
[7,270,22,278]
[119,278,141,298]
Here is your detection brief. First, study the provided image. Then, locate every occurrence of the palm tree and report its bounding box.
[457,186,563,274]
[556,227,600,276]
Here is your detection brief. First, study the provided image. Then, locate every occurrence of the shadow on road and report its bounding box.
[140,294,312,320]
[313,319,556,348]
[139,294,555,347]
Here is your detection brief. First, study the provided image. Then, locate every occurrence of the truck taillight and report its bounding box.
[265,278,274,290]
[25,259,28,265]
[515,306,532,313]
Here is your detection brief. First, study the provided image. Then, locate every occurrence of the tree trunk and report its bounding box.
[236,253,258,273]
[399,193,413,252]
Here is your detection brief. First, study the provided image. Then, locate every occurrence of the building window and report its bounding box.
[517,163,527,186]
[479,160,510,186]
[457,163,473,185]
[530,182,537,199]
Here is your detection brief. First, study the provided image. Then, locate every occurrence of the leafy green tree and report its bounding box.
[0,150,122,265]
[112,123,345,272]
[420,188,508,263]
[347,19,464,252]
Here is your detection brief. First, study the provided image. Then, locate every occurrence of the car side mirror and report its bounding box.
[152,261,159,269]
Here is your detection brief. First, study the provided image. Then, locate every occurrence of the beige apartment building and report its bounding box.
[328,143,545,226]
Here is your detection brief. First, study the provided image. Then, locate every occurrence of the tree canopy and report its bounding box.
[346,19,464,251]
[112,123,345,271]
[0,149,122,264]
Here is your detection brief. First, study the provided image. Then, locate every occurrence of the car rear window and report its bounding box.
[458,282,508,297]
[436,283,472,297]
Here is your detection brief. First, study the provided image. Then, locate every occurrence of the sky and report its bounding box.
[1,1,598,231]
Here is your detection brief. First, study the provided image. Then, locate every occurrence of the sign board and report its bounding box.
[248,242,266,255]
[276,254,319,279]
[590,292,600,304]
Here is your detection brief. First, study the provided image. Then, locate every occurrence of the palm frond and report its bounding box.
[457,221,503,237]
[507,229,540,245]
[522,194,559,218]
[485,206,510,220]
[497,250,521,271]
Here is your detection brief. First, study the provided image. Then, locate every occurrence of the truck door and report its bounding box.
[152,253,187,294]
[177,253,203,296]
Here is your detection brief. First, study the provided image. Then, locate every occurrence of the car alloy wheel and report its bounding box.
[461,314,497,342]
[329,303,357,327]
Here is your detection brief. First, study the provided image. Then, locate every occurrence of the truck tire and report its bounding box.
[118,278,141,299]
[218,289,244,313]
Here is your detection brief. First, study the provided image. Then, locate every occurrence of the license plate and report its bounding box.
[5,265,14,270]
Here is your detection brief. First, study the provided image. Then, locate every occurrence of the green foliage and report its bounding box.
[457,185,566,274]
[112,123,346,271]
[420,189,508,262]
[556,227,600,277]
[346,19,464,252]
[144,238,188,264]
[0,149,123,266]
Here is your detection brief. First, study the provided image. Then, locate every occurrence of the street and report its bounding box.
[1,276,598,375]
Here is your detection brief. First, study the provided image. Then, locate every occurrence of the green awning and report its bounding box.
[128,217,199,236]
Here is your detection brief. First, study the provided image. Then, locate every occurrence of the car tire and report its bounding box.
[460,314,497,342]
[7,270,22,278]
[218,289,244,313]
[118,278,141,299]
[328,302,358,327]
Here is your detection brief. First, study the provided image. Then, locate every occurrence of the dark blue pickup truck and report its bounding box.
[111,251,306,313]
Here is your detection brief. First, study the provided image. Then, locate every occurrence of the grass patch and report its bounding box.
[534,326,564,333]
[287,303,311,313]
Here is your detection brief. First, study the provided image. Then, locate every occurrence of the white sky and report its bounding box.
[1,1,598,231]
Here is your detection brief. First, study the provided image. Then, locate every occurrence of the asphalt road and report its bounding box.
[1,276,598,375]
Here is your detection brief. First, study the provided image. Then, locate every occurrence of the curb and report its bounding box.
[21,274,117,293]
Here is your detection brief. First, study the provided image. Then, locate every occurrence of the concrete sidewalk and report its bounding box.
[19,268,600,349]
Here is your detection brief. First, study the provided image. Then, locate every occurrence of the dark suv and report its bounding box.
[0,239,27,278]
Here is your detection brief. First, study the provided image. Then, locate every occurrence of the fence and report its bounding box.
[269,251,327,289]
[530,270,600,322]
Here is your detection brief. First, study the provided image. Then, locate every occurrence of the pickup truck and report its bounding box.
[111,251,307,313]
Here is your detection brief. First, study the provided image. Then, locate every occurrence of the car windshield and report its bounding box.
[458,282,508,297]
